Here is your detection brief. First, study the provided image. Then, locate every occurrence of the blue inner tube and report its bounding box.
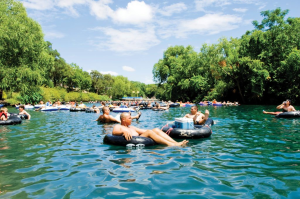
[275,111,300,118]
[213,103,222,106]
[0,116,22,125]
[161,118,214,139]
[103,134,156,146]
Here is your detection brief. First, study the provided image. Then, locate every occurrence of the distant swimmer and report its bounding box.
[112,112,188,146]
[184,106,209,125]
[263,99,296,115]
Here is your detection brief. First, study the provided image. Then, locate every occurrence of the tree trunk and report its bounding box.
[0,89,2,100]
[236,79,245,104]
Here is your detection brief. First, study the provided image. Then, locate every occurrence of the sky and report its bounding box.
[20,0,300,84]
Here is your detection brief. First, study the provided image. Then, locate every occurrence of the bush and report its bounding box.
[5,92,21,105]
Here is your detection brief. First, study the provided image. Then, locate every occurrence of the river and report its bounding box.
[0,105,300,198]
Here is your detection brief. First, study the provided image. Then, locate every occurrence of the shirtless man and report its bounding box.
[184,106,209,125]
[96,107,141,123]
[19,105,31,120]
[153,103,169,110]
[263,99,296,115]
[112,112,188,146]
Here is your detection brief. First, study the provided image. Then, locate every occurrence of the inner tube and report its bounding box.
[161,118,214,139]
[275,111,300,118]
[70,108,86,112]
[139,107,153,110]
[18,114,28,120]
[169,103,180,107]
[152,109,166,111]
[85,108,95,113]
[9,113,28,120]
[213,103,222,106]
[195,118,214,127]
[185,104,195,107]
[162,126,212,139]
[103,134,156,146]
[0,116,22,125]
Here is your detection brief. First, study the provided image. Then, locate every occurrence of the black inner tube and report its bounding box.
[103,134,156,146]
[0,116,22,125]
[276,111,300,118]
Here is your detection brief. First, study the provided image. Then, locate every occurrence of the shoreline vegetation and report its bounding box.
[1,0,300,105]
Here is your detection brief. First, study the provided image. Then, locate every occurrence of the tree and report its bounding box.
[0,0,54,97]
[90,70,104,94]
[64,64,91,91]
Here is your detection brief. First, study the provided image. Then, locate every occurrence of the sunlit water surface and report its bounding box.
[0,105,300,198]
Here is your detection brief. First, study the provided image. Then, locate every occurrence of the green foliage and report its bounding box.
[0,0,54,93]
[153,8,300,104]
[19,87,43,104]
[5,92,21,105]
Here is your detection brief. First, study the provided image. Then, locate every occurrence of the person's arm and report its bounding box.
[25,111,31,120]
[276,103,285,109]
[289,106,296,112]
[197,110,209,125]
[108,115,121,123]
[112,125,132,140]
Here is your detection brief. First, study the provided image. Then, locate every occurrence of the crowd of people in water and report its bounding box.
[1,98,298,146]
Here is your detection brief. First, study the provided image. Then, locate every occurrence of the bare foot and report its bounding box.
[173,140,189,147]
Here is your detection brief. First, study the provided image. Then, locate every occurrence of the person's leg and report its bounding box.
[152,128,178,143]
[140,130,187,146]
[263,111,281,115]
[131,112,141,120]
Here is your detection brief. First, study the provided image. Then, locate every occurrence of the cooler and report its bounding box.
[175,118,194,129]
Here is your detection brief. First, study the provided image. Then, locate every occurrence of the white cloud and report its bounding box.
[177,13,242,37]
[44,31,65,39]
[22,0,88,16]
[94,27,160,52]
[233,8,248,12]
[56,0,87,8]
[158,3,187,16]
[89,0,113,20]
[21,0,55,10]
[111,1,153,25]
[195,0,231,12]
[100,71,118,76]
[87,70,92,73]
[122,66,135,72]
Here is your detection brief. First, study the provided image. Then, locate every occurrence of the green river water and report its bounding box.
[0,105,300,198]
